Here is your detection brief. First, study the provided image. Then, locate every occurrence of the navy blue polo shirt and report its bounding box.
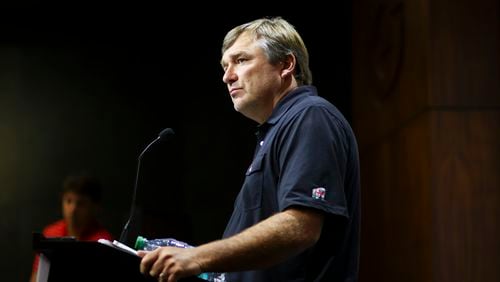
[223,86,360,282]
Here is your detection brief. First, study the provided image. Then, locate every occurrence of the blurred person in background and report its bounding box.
[30,173,113,281]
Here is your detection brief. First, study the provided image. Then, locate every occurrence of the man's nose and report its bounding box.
[223,66,237,84]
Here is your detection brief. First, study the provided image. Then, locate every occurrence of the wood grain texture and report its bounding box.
[353,0,500,281]
[431,111,500,282]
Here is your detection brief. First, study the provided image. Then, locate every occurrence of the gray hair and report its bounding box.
[222,17,312,85]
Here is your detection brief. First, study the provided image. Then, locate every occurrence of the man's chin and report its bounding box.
[232,100,243,112]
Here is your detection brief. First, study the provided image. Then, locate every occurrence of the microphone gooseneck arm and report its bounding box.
[119,128,174,243]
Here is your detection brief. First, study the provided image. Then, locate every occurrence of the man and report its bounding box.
[139,17,360,282]
[31,173,113,281]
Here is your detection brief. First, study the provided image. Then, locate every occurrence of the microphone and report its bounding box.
[118,127,175,243]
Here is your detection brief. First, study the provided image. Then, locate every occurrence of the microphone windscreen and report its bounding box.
[159,128,175,139]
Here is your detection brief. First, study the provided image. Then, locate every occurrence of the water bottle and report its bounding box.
[135,236,192,250]
[135,236,226,282]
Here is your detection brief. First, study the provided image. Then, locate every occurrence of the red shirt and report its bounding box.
[32,219,113,274]
[41,219,113,240]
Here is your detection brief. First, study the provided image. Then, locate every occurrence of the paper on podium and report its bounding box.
[98,239,138,256]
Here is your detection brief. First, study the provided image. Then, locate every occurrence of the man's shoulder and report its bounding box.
[288,87,337,112]
[288,94,342,122]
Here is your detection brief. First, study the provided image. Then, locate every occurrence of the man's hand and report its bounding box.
[138,247,203,282]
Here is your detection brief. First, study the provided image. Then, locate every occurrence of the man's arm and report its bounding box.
[139,206,324,281]
[198,206,324,271]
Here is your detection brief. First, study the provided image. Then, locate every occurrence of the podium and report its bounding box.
[33,233,203,282]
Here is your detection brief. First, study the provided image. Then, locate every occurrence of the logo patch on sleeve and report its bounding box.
[312,187,326,200]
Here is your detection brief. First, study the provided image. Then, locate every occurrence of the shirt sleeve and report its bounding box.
[277,105,350,218]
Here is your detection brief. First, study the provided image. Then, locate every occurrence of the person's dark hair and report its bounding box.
[62,173,102,203]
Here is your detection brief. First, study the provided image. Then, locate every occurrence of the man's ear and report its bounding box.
[281,54,296,78]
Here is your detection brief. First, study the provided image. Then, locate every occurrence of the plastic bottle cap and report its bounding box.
[135,236,147,250]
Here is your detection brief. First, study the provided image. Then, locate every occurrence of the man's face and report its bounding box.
[221,32,284,123]
[62,192,96,231]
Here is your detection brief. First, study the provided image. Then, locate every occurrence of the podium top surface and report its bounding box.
[32,233,204,282]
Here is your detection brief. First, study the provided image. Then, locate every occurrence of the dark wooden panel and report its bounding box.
[428,0,500,107]
[431,111,500,282]
[353,1,500,281]
[359,113,433,282]
[353,0,431,149]
[359,110,500,282]
[353,0,500,149]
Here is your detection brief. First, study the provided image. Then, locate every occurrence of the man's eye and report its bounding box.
[236,58,247,64]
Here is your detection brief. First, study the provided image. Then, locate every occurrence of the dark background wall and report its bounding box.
[353,0,500,281]
[0,9,351,281]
